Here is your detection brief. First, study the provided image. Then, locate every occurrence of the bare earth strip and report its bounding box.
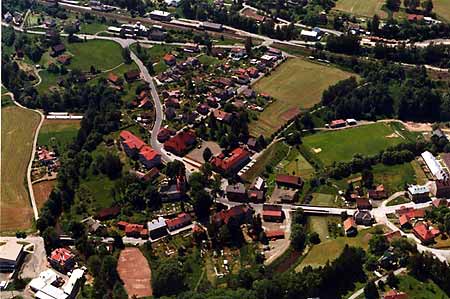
[1,104,41,232]
[32,180,56,211]
[117,247,152,298]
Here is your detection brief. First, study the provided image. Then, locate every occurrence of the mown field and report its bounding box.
[1,103,41,232]
[38,119,81,149]
[302,123,404,166]
[66,39,124,71]
[333,0,387,18]
[250,58,355,137]
[434,0,450,21]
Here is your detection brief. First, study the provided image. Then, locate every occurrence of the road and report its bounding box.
[2,92,43,222]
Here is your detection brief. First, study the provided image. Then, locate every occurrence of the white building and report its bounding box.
[421,151,447,180]
[300,30,319,41]
[0,241,24,272]
[30,269,58,292]
[407,184,430,202]
[31,268,85,299]
[164,0,182,7]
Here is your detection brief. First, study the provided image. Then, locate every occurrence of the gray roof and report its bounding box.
[0,241,24,262]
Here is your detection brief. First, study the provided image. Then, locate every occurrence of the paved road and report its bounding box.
[3,92,43,221]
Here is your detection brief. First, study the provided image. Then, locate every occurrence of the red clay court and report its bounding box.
[117,247,152,298]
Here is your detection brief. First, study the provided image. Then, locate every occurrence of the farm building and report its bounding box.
[430,179,450,198]
[163,130,197,156]
[166,213,192,231]
[343,217,357,236]
[149,10,172,21]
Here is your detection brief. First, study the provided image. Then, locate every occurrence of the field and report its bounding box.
[250,58,354,137]
[297,225,386,271]
[38,120,81,149]
[310,193,336,207]
[303,123,404,166]
[371,163,417,194]
[1,104,41,232]
[117,248,152,298]
[32,180,56,210]
[66,40,124,71]
[434,0,450,21]
[334,0,388,18]
[391,274,448,299]
[280,147,315,179]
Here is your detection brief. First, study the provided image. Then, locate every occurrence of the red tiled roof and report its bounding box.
[261,210,283,218]
[124,223,144,234]
[211,147,250,172]
[265,230,284,239]
[163,53,176,62]
[343,217,356,231]
[384,230,401,242]
[413,223,434,242]
[139,145,159,161]
[275,174,303,186]
[108,72,119,83]
[383,289,408,299]
[213,109,232,121]
[164,130,196,154]
[214,205,250,225]
[408,14,424,21]
[50,248,74,264]
[165,213,192,229]
[120,130,146,150]
[330,119,346,126]
[399,215,410,226]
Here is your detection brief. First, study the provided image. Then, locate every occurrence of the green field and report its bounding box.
[303,123,404,166]
[371,162,417,194]
[1,103,41,232]
[79,22,108,34]
[310,193,336,206]
[281,147,315,179]
[250,58,354,137]
[392,274,449,299]
[434,0,450,21]
[66,40,124,71]
[297,225,385,271]
[334,0,388,18]
[38,120,81,149]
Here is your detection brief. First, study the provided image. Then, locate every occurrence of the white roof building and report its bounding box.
[0,241,24,271]
[421,151,447,180]
[300,30,318,38]
[36,285,68,299]
[29,269,58,292]
[63,268,85,296]
[164,0,181,6]
[147,217,167,231]
[408,184,430,195]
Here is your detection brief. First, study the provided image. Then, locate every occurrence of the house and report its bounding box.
[265,230,284,240]
[432,128,448,141]
[367,184,387,200]
[108,72,121,85]
[147,217,168,240]
[56,55,71,65]
[430,179,450,198]
[81,217,103,234]
[124,70,141,82]
[421,151,447,180]
[0,241,24,272]
[149,10,172,22]
[407,184,430,202]
[213,109,232,123]
[408,14,424,22]
[413,222,436,244]
[49,248,75,273]
[432,198,450,208]
[226,183,247,202]
[443,153,450,171]
[197,103,210,115]
[133,167,160,182]
[211,147,251,175]
[165,107,176,120]
[261,209,284,222]
[120,131,161,168]
[163,53,176,66]
[212,205,254,226]
[246,67,259,78]
[275,174,303,189]
[383,290,408,299]
[356,198,372,210]
[229,48,247,60]
[124,223,147,238]
[3,12,13,23]
[247,189,264,202]
[343,217,357,236]
[139,145,161,169]
[399,215,412,229]
[300,29,319,41]
[329,119,346,128]
[157,128,175,143]
[384,230,401,243]
[163,130,196,156]
[242,87,256,99]
[44,18,56,28]
[50,44,65,57]
[353,210,373,226]
[166,213,192,231]
[96,207,120,220]
[160,177,186,201]
[250,176,266,192]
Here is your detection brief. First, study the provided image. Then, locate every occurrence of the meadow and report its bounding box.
[250,58,354,137]
[66,39,124,71]
[333,0,387,18]
[38,119,81,149]
[302,123,404,166]
[1,103,41,232]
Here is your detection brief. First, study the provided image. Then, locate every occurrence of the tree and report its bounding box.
[203,147,212,162]
[290,224,306,251]
[364,281,379,299]
[386,0,401,10]
[369,234,389,256]
[404,0,420,10]
[386,272,399,288]
[192,189,213,220]
[122,47,132,64]
[245,36,253,57]
[309,232,321,244]
[165,160,185,179]
[371,15,380,34]
[152,260,186,297]
[422,0,433,14]
[362,169,374,188]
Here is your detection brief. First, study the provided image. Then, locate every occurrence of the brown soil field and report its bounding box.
[32,180,56,210]
[117,247,152,298]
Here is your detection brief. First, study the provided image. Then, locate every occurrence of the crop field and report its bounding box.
[302,123,404,166]
[250,58,354,137]
[66,39,124,71]
[333,0,387,18]
[434,0,450,21]
[38,119,81,149]
[1,104,41,232]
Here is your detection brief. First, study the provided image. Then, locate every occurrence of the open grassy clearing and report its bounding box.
[250,58,354,137]
[434,0,450,21]
[66,39,124,71]
[38,120,81,149]
[390,274,449,299]
[281,147,315,179]
[310,193,336,206]
[333,0,388,18]
[307,215,341,242]
[1,103,41,232]
[303,123,405,166]
[79,22,109,34]
[297,225,386,271]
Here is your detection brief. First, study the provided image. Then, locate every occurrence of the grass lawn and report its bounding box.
[433,0,450,21]
[411,160,428,185]
[386,196,411,207]
[310,193,336,206]
[297,225,386,271]
[36,70,64,94]
[307,215,341,242]
[250,58,355,137]
[303,123,404,166]
[198,54,220,66]
[391,274,449,299]
[66,39,124,71]
[372,162,417,194]
[37,120,81,149]
[1,104,41,232]
[79,22,108,34]
[281,147,315,179]
[333,0,388,18]
[80,174,116,210]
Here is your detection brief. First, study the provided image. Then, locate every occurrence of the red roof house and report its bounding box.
[166,213,192,231]
[413,223,435,244]
[211,147,251,175]
[356,198,372,210]
[163,130,196,156]
[213,205,253,226]
[275,174,303,189]
[108,72,120,85]
[329,119,346,128]
[383,290,408,299]
[261,210,284,222]
[265,230,285,239]
[343,217,357,236]
[120,131,161,168]
[49,248,75,272]
[163,53,176,66]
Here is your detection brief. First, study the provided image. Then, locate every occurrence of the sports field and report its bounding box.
[303,123,404,165]
[250,58,354,137]
[117,248,153,298]
[334,0,387,18]
[66,39,124,71]
[434,0,450,21]
[38,119,81,149]
[1,103,41,232]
